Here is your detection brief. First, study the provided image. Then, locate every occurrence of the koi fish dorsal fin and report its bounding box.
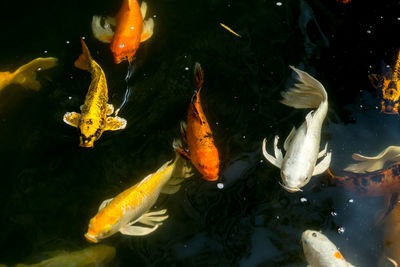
[393,49,400,80]
[12,57,58,90]
[345,146,400,173]
[74,39,93,71]
[91,16,115,43]
[140,18,154,43]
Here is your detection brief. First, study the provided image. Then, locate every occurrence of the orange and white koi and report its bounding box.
[63,39,127,148]
[14,245,115,267]
[85,144,192,243]
[369,49,400,115]
[0,57,57,92]
[331,146,400,197]
[302,230,355,267]
[174,63,220,181]
[91,0,154,64]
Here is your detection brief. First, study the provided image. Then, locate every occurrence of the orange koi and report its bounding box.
[369,49,400,114]
[92,0,154,64]
[85,145,192,243]
[174,63,220,181]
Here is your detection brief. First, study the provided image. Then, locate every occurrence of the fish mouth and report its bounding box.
[84,233,98,243]
[279,182,303,192]
[79,142,94,148]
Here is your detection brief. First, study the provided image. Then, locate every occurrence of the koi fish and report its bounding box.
[63,39,127,148]
[0,57,57,92]
[85,143,193,243]
[14,245,115,267]
[302,230,355,267]
[369,49,400,114]
[263,66,331,192]
[174,63,220,181]
[331,146,400,197]
[91,0,154,64]
[382,201,400,265]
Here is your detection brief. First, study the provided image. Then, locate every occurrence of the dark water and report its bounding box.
[1,0,400,266]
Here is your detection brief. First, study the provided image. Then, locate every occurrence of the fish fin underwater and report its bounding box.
[262,137,282,168]
[345,145,400,173]
[74,39,92,71]
[140,18,154,42]
[3,57,58,91]
[173,137,191,160]
[98,198,114,212]
[63,112,81,128]
[104,116,127,131]
[281,65,327,109]
[312,151,331,176]
[91,16,116,43]
[120,209,168,236]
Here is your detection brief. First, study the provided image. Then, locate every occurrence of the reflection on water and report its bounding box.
[1,0,400,266]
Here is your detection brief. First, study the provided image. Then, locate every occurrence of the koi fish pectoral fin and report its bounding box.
[273,135,283,163]
[98,198,113,211]
[312,152,332,176]
[91,16,115,43]
[262,137,282,168]
[368,74,380,89]
[173,139,191,160]
[317,142,328,159]
[120,209,168,236]
[140,1,148,17]
[63,112,81,128]
[140,18,154,43]
[283,126,296,151]
[138,209,169,226]
[106,104,114,116]
[104,116,127,131]
[119,223,160,236]
[180,121,188,142]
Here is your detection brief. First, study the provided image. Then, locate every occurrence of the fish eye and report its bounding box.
[312,233,317,237]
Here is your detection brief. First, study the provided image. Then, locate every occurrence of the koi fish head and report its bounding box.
[281,170,310,192]
[110,39,139,64]
[78,122,103,148]
[85,216,117,243]
[196,149,220,181]
[302,230,347,265]
[79,134,96,148]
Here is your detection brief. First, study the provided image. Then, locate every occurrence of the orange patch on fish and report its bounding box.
[334,251,344,260]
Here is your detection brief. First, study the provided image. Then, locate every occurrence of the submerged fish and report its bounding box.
[369,49,400,115]
[383,201,400,265]
[63,39,127,148]
[14,245,115,267]
[302,230,355,267]
[263,66,331,192]
[85,143,192,243]
[92,0,154,64]
[0,57,57,91]
[174,63,220,181]
[331,146,400,197]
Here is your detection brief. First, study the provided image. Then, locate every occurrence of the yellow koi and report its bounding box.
[14,245,115,267]
[220,23,242,37]
[63,39,127,147]
[85,141,193,243]
[0,57,57,92]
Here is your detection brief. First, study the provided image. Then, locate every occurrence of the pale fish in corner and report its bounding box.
[302,230,355,267]
[262,66,331,192]
[0,57,57,92]
[14,245,115,267]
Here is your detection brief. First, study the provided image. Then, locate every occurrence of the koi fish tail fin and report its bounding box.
[344,146,400,173]
[392,49,400,80]
[161,140,194,195]
[91,16,115,43]
[194,62,204,93]
[12,57,58,91]
[281,66,327,109]
[74,39,93,71]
